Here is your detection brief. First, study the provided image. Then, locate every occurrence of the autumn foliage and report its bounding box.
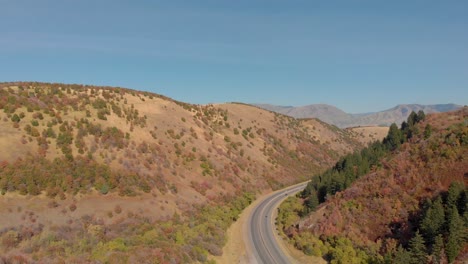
[283,108,468,263]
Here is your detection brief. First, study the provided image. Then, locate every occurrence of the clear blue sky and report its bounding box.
[1,0,467,113]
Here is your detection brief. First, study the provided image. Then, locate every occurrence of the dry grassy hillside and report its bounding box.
[347,126,389,145]
[0,82,363,262]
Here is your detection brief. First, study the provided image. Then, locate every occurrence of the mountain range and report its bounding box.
[255,103,463,128]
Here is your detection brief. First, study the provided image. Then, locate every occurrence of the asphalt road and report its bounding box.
[247,182,309,264]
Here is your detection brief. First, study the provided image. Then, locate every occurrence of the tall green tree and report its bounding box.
[446,182,464,212]
[446,207,464,263]
[394,244,412,264]
[303,190,319,214]
[416,110,426,123]
[409,230,427,264]
[407,111,418,127]
[421,196,445,243]
[431,234,445,264]
[384,123,403,151]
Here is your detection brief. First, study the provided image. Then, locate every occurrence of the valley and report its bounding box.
[0,82,465,263]
[2,2,466,263]
[0,82,367,263]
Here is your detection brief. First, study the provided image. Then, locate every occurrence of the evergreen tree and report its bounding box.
[303,190,319,214]
[402,111,419,140]
[394,244,412,264]
[446,207,464,263]
[446,182,464,212]
[416,110,426,123]
[409,230,427,264]
[407,111,418,127]
[384,123,403,151]
[421,196,445,243]
[459,190,467,218]
[431,234,445,264]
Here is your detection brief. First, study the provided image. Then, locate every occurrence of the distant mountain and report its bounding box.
[255,103,463,128]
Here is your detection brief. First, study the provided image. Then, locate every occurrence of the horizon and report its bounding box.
[1,1,467,113]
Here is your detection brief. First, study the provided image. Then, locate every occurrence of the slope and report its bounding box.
[281,108,468,263]
[0,82,364,262]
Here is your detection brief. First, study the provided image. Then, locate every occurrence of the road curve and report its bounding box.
[247,182,308,264]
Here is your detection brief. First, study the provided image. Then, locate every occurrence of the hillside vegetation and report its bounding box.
[279,108,467,263]
[0,82,366,263]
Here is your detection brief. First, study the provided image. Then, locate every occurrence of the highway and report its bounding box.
[247,182,308,264]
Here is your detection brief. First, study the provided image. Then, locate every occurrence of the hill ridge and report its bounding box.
[255,103,463,128]
[0,81,370,262]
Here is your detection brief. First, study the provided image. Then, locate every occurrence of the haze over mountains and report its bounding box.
[255,103,463,128]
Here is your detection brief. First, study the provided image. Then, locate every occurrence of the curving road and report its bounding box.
[247,182,308,264]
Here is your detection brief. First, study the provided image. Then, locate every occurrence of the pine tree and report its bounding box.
[384,123,403,151]
[409,230,427,264]
[421,196,445,243]
[407,111,418,127]
[304,190,319,212]
[402,111,419,139]
[431,234,445,264]
[446,207,464,263]
[446,182,464,213]
[394,244,412,264]
[416,110,426,123]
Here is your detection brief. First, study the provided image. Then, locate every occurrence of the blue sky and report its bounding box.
[0,0,467,113]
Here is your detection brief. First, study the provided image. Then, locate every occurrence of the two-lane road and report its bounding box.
[247,182,308,264]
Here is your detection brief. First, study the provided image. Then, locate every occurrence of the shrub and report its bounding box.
[11,114,20,123]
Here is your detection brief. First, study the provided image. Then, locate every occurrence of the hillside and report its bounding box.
[280,108,468,263]
[0,82,365,262]
[256,103,462,128]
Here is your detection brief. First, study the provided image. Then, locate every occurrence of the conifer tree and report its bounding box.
[421,196,445,243]
[416,110,426,123]
[407,111,418,127]
[446,207,464,263]
[304,190,319,213]
[432,234,445,264]
[446,182,464,212]
[384,123,403,151]
[394,244,412,263]
[409,230,427,264]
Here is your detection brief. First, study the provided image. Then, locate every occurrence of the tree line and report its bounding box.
[300,111,427,214]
